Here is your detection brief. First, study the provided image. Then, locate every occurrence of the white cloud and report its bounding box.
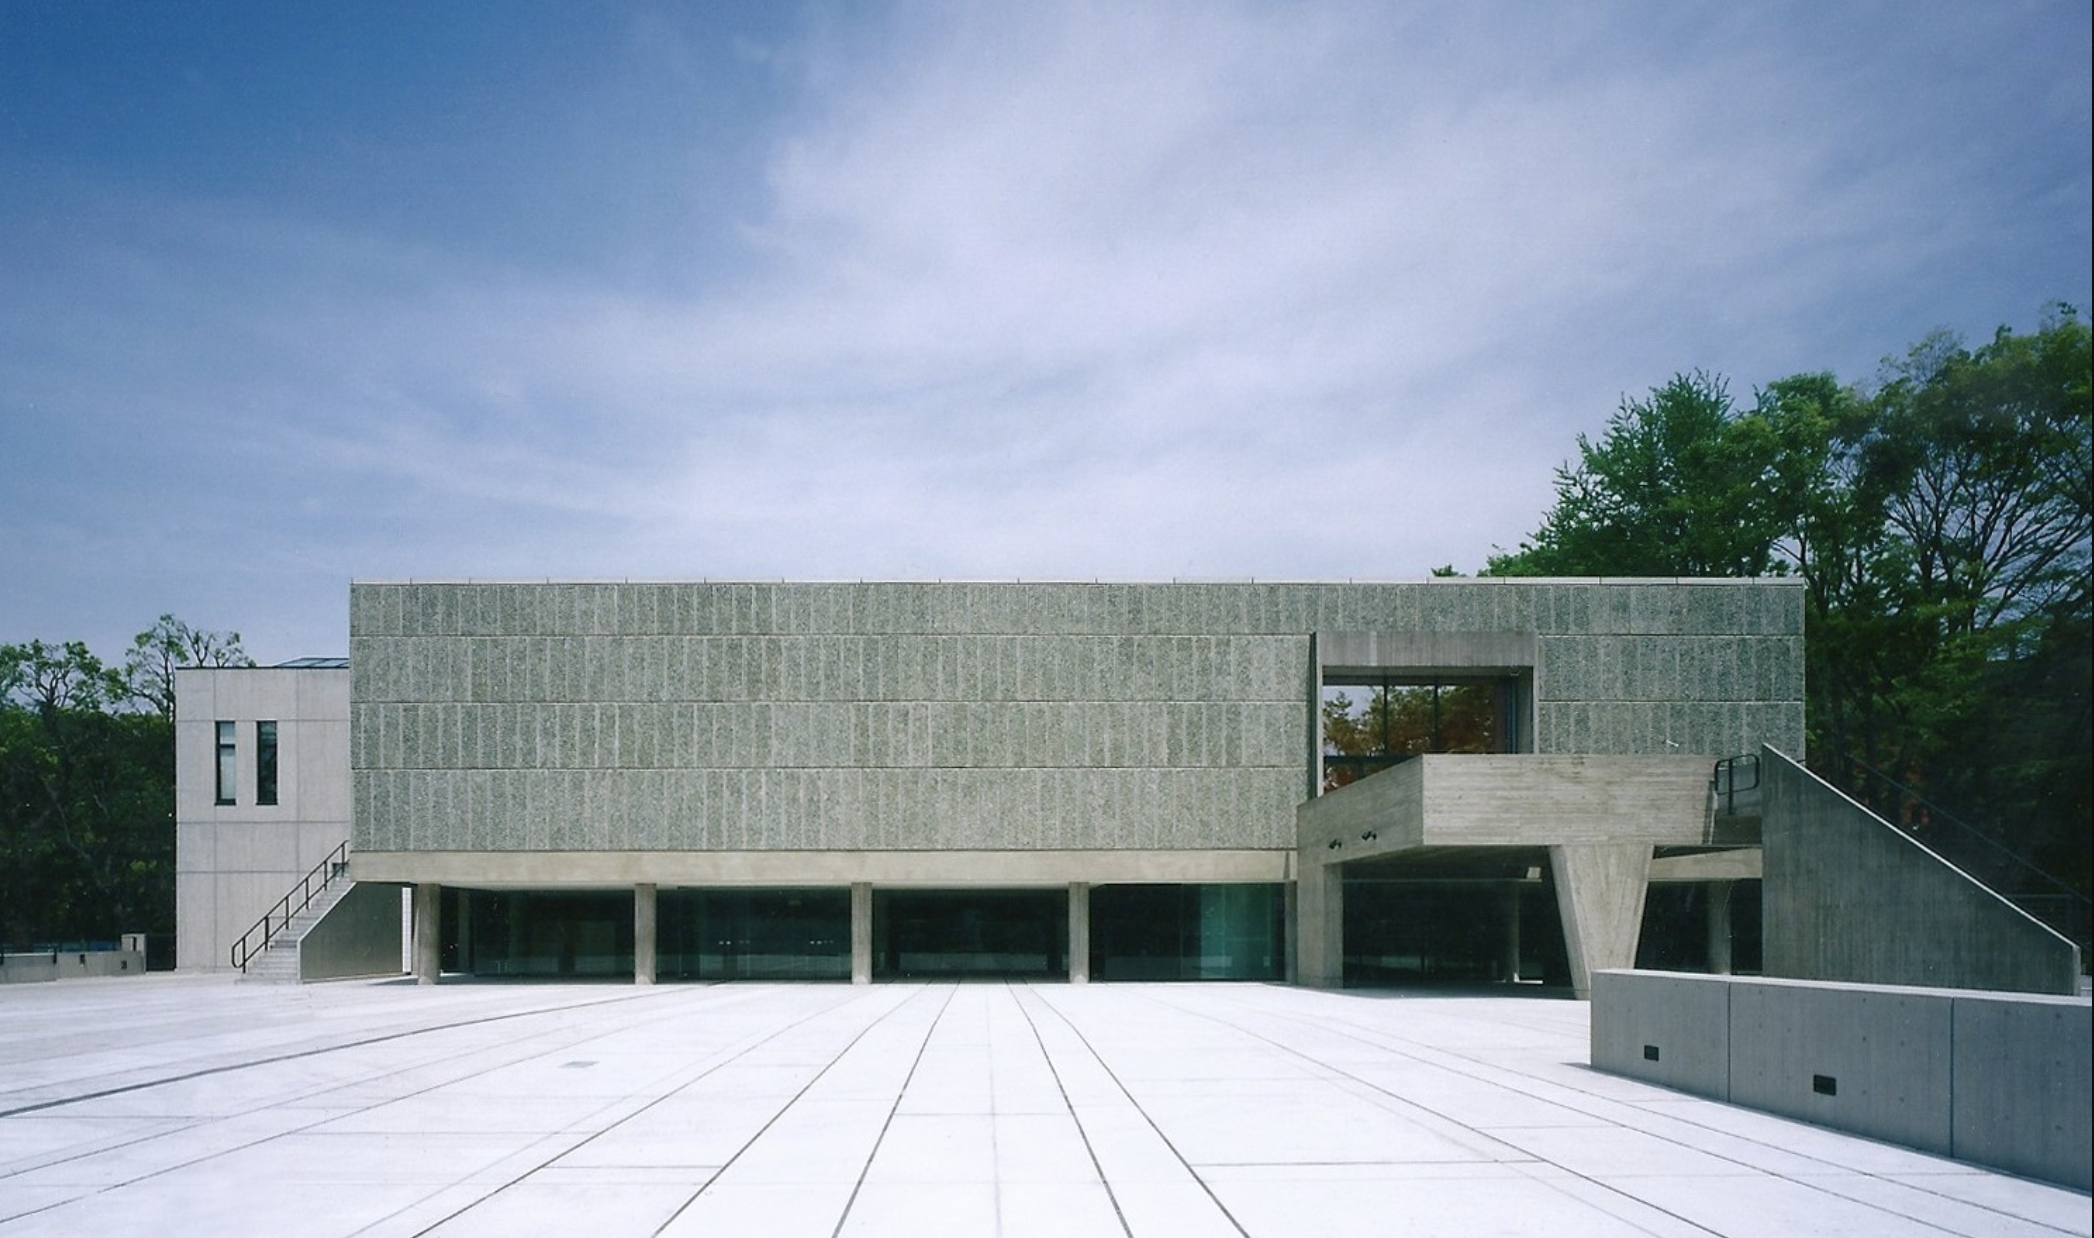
[2,1,2085,657]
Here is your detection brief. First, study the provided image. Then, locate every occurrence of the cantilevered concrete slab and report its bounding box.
[4,976,2081,1237]
[1296,754,1720,994]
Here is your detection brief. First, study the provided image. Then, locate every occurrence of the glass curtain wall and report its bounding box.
[872,889,1067,979]
[1089,883,1286,980]
[454,890,635,978]
[657,888,851,981]
[1341,878,1567,987]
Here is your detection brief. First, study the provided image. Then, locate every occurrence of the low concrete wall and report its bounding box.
[300,883,407,981]
[1593,969,2092,1190]
[1,948,149,983]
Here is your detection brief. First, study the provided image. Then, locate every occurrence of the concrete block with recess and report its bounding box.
[1726,976,1954,1155]
[1589,969,1731,1095]
[1592,969,2093,1190]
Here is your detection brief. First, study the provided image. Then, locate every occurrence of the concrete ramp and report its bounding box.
[1759,745,2081,995]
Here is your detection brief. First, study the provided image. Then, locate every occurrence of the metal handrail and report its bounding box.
[231,841,350,972]
[1829,754,2091,950]
[1712,753,1760,816]
[1833,756,2089,906]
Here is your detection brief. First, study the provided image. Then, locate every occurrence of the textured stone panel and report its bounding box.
[351,579,1803,854]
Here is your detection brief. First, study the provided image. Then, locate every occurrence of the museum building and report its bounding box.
[177,577,1803,992]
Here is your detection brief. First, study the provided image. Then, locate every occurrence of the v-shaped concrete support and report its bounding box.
[1550,843,1651,999]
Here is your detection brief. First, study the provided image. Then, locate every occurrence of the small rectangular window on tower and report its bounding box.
[256,720,279,806]
[215,721,237,805]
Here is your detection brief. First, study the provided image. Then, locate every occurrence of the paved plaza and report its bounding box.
[1,976,2087,1237]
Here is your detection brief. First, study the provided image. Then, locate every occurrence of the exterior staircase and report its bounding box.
[239,877,357,983]
[232,841,351,983]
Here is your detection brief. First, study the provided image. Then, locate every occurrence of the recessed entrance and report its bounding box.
[1344,879,1568,987]
[658,888,851,981]
[872,889,1068,979]
[1089,883,1286,981]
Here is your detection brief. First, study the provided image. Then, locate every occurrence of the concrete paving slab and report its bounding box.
[0,975,2086,1238]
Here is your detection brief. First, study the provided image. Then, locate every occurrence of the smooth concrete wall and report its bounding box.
[175,667,352,971]
[1297,754,1714,856]
[1759,746,2080,995]
[298,883,407,981]
[350,579,1803,861]
[1593,970,2092,1190]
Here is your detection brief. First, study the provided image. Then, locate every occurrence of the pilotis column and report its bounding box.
[1548,843,1651,999]
[850,883,872,985]
[413,883,441,985]
[1068,883,1091,983]
[634,883,657,985]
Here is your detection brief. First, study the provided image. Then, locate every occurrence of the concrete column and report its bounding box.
[1706,880,1734,976]
[1548,843,1651,1000]
[1502,883,1523,983]
[1296,861,1345,988]
[1068,883,1091,984]
[850,883,872,985]
[634,883,657,985]
[413,883,442,985]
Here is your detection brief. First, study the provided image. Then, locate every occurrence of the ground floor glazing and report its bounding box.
[424,876,1755,987]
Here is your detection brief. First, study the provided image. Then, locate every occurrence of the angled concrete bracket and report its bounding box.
[1550,843,1651,999]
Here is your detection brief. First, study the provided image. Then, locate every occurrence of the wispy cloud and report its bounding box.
[0,1,2085,658]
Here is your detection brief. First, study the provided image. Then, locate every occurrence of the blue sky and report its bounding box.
[3,1,2088,663]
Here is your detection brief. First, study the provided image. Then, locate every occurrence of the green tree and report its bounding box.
[123,613,252,721]
[1488,310,2091,902]
[1486,371,1784,577]
[0,616,243,948]
[1840,311,2092,886]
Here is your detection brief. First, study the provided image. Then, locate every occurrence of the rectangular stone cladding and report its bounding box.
[1529,581,1803,756]
[350,579,1803,853]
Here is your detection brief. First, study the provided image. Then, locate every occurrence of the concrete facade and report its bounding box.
[1758,745,2082,995]
[174,664,351,972]
[1592,969,2093,1190]
[349,578,1800,864]
[337,577,1801,987]
[175,578,1809,988]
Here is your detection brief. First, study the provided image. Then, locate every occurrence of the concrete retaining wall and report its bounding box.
[1759,745,2080,995]
[0,947,149,983]
[300,882,408,981]
[1593,969,2092,1190]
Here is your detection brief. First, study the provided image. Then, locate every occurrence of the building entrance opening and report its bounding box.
[1089,883,1286,980]
[1342,862,1569,989]
[658,888,850,981]
[873,889,1067,979]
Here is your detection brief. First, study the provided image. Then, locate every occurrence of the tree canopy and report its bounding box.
[1,619,249,948]
[1488,307,2092,904]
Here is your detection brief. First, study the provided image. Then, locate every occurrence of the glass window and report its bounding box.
[256,720,279,806]
[1090,883,1286,981]
[1322,676,1521,790]
[656,889,851,981]
[873,889,1067,979]
[215,721,237,805]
